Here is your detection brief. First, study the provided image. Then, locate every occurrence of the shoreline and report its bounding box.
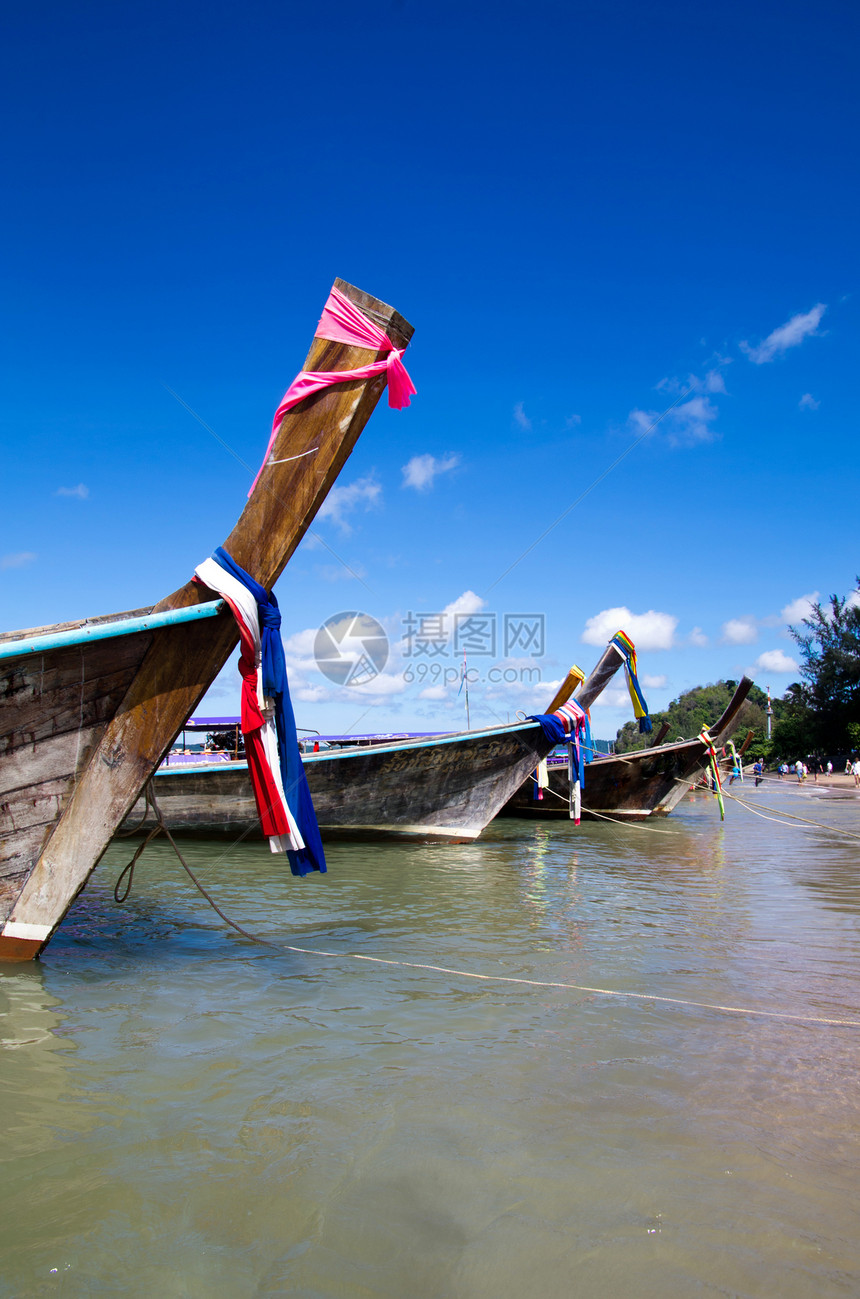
[740,769,860,798]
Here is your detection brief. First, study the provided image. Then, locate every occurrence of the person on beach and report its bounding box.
[753,760,763,787]
[854,759,860,788]
[826,761,833,776]
[795,760,804,782]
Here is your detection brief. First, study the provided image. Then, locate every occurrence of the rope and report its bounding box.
[579,804,679,835]
[537,781,679,834]
[720,788,860,841]
[266,944,860,1030]
[114,781,276,946]
[112,785,860,1032]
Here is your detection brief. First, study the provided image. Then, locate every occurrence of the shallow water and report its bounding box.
[2,783,860,1297]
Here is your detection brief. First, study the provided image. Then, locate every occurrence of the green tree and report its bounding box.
[775,578,860,755]
[615,680,771,754]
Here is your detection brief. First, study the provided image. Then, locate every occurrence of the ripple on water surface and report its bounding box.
[2,789,860,1296]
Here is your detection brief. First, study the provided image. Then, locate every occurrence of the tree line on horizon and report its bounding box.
[614,577,860,762]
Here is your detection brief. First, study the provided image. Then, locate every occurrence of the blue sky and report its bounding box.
[3,0,858,739]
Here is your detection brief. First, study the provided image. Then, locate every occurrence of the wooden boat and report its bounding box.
[0,280,414,960]
[121,633,626,836]
[122,654,614,843]
[499,677,753,821]
[126,722,558,843]
[121,644,618,842]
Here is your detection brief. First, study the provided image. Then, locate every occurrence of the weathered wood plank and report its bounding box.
[1,638,148,757]
[0,606,153,645]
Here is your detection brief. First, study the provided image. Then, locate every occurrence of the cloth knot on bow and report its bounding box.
[259,602,281,632]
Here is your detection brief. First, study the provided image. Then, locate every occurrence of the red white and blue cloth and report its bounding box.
[528,698,593,825]
[194,548,326,875]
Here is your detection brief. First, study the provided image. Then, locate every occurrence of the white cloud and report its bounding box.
[755,649,799,674]
[1,551,37,570]
[658,365,729,397]
[513,402,532,430]
[629,394,719,447]
[316,475,381,533]
[589,685,635,711]
[641,674,667,689]
[443,589,485,621]
[581,606,677,650]
[799,393,820,411]
[294,684,329,703]
[55,483,89,499]
[349,671,407,698]
[401,453,459,492]
[781,591,819,625]
[701,369,727,394]
[689,626,708,647]
[566,413,582,428]
[740,303,826,364]
[847,591,860,611]
[721,617,758,645]
[418,685,448,701]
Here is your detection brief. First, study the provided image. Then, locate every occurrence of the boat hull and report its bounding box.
[500,677,754,822]
[0,280,414,959]
[500,740,710,820]
[126,722,553,843]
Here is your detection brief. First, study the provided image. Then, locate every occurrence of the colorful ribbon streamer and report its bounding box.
[698,727,725,820]
[610,630,652,733]
[249,285,416,496]
[528,699,593,825]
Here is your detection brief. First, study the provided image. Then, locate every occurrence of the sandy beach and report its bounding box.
[747,769,860,797]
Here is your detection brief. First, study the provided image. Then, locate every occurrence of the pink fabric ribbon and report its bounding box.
[248,286,415,496]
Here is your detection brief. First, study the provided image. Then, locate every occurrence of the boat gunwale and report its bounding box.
[152,720,544,774]
[0,601,226,661]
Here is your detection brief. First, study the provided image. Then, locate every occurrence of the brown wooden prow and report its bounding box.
[544,665,585,714]
[1,280,414,961]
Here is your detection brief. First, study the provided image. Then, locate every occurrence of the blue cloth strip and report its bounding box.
[213,547,326,877]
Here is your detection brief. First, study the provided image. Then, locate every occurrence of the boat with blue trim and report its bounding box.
[122,645,627,843]
[499,677,753,821]
[0,279,414,960]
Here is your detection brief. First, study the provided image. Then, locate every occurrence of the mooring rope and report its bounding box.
[115,781,274,945]
[114,783,860,1030]
[720,787,860,841]
[267,945,860,1029]
[536,781,679,834]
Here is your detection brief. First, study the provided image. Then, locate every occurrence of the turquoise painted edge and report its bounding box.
[0,600,225,661]
[153,720,542,775]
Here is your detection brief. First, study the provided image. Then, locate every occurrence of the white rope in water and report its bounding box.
[274,942,860,1029]
[580,804,679,835]
[534,771,681,834]
[717,788,860,841]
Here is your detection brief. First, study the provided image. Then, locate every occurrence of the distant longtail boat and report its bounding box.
[500,675,753,821]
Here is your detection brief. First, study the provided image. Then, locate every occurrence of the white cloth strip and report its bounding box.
[194,557,304,854]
